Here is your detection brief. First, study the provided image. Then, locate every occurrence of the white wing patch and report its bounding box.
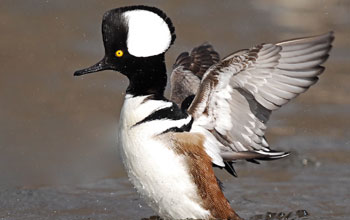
[190,124,225,167]
[123,10,172,57]
[213,84,233,134]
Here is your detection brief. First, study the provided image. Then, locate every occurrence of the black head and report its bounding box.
[74,5,176,84]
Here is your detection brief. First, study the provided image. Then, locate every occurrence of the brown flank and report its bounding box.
[169,132,242,220]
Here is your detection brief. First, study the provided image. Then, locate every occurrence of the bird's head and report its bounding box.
[74,5,176,78]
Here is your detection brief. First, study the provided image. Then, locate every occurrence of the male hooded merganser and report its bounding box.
[74,5,334,220]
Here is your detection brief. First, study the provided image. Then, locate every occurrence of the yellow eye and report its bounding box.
[115,50,124,57]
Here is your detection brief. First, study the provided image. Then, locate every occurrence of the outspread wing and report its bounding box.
[170,43,220,107]
[188,32,334,162]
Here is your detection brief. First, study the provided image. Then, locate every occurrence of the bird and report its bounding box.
[74,5,334,220]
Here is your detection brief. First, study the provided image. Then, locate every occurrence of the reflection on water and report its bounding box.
[0,0,349,219]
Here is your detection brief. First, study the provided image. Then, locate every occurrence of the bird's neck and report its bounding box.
[126,55,167,97]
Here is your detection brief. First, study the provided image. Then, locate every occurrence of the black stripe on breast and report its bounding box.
[133,102,189,127]
[161,117,194,134]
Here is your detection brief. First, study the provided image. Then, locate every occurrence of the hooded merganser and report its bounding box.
[74,5,334,219]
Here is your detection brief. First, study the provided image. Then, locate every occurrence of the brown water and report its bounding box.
[0,0,349,219]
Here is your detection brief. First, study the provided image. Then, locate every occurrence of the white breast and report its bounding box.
[118,95,210,219]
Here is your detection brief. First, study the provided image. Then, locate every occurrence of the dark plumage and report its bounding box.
[170,43,220,106]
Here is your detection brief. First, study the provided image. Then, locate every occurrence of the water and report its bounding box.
[0,0,349,219]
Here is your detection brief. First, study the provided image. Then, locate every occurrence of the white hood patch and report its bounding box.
[123,10,172,57]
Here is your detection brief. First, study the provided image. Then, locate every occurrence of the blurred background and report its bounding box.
[0,0,349,219]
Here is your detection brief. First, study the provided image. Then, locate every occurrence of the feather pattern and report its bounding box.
[186,32,334,163]
[170,43,220,106]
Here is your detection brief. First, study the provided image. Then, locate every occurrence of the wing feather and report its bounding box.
[170,43,220,106]
[188,32,334,164]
